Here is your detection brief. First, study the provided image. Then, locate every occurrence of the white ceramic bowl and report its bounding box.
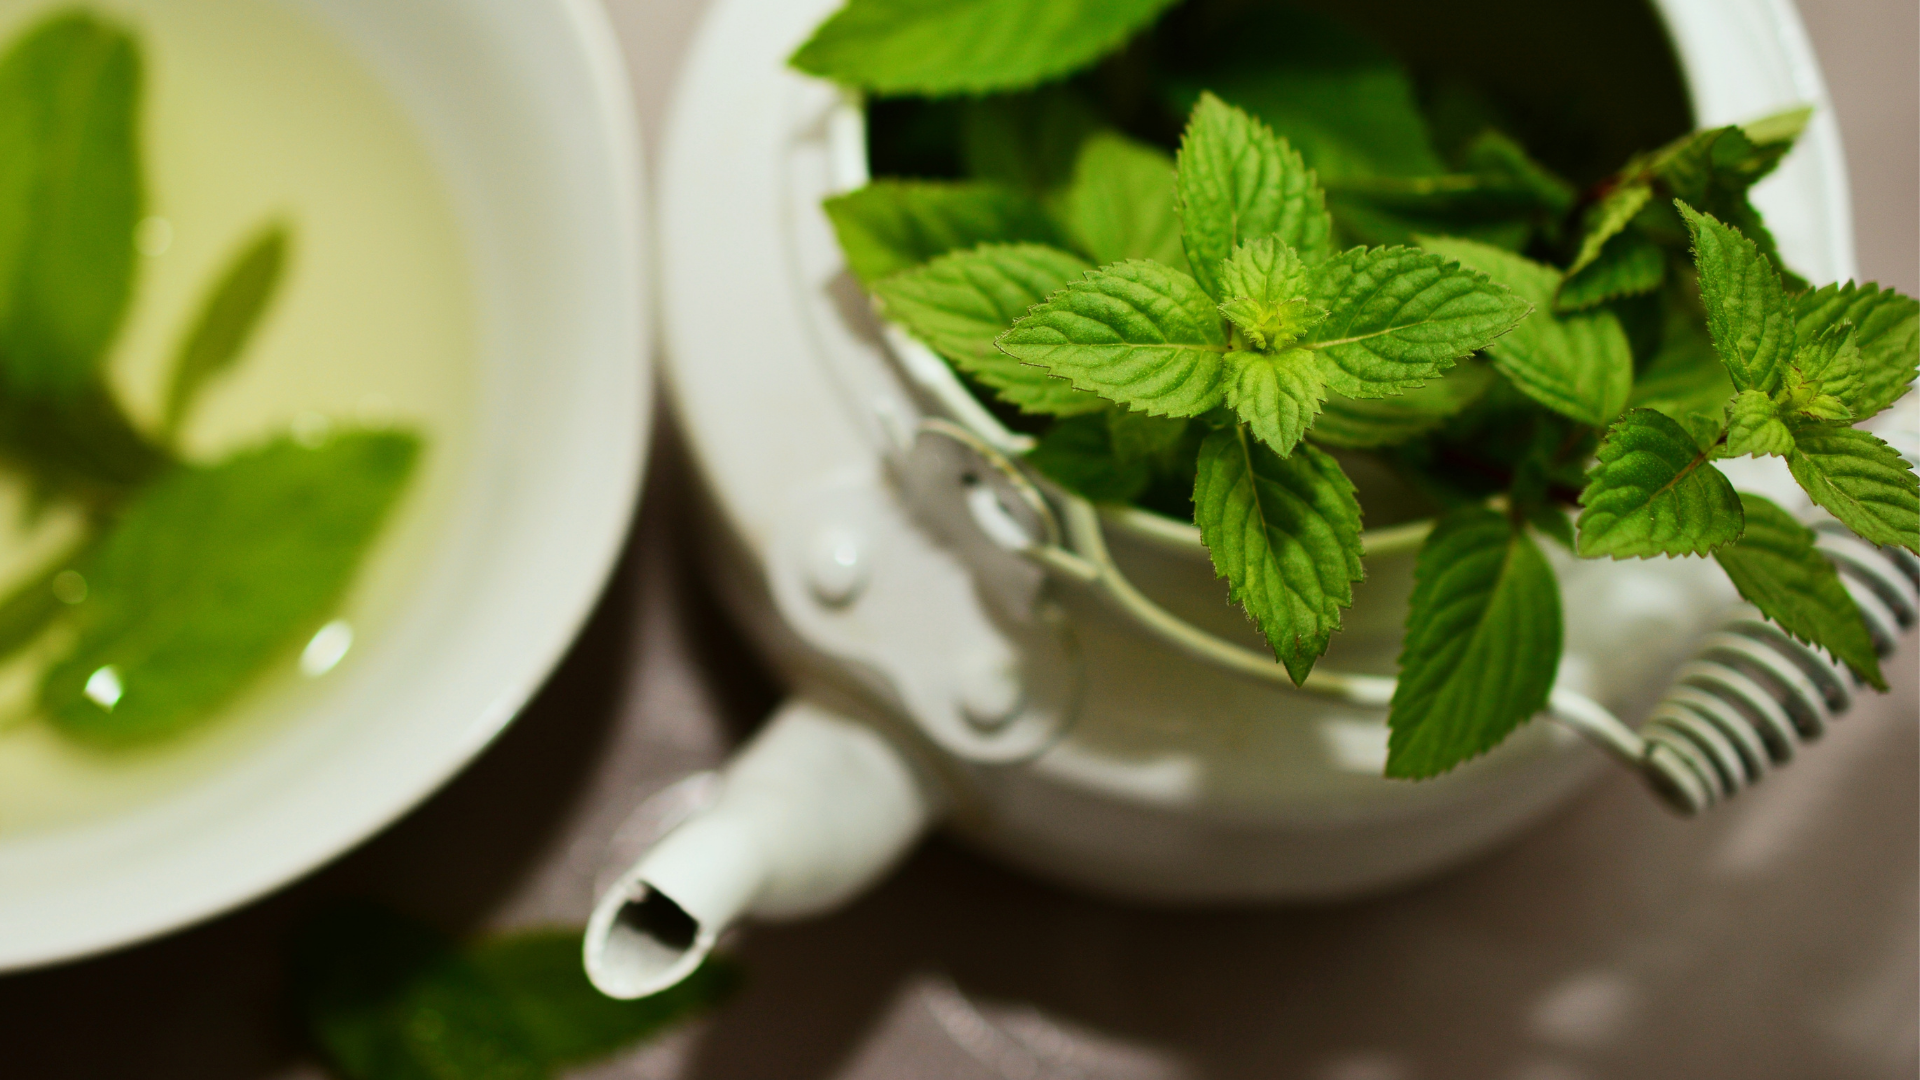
[0,0,646,969]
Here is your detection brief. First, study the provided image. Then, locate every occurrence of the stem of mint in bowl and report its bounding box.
[793,0,1918,780]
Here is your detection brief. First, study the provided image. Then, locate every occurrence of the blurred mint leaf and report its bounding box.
[1192,430,1363,684]
[1175,94,1333,299]
[1565,183,1652,279]
[1628,304,1735,446]
[1649,110,1810,282]
[42,431,420,744]
[1324,133,1574,253]
[1558,229,1666,312]
[1791,281,1917,418]
[1387,508,1561,778]
[871,243,1102,416]
[1301,245,1531,398]
[1418,236,1631,426]
[1715,492,1884,689]
[789,0,1178,97]
[1680,202,1793,394]
[997,258,1230,417]
[1058,131,1186,271]
[1309,362,1494,450]
[296,903,736,1080]
[1576,408,1744,558]
[1026,412,1152,503]
[1785,425,1920,553]
[163,223,288,437]
[824,181,1061,288]
[959,85,1101,198]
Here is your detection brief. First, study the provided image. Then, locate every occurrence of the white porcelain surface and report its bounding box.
[0,0,648,969]
[660,0,1856,901]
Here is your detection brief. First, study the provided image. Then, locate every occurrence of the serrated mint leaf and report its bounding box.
[1566,182,1653,278]
[1722,389,1793,458]
[1060,131,1186,271]
[1715,492,1885,689]
[1577,408,1744,558]
[1785,425,1920,552]
[790,0,1177,96]
[1225,349,1326,456]
[1310,362,1493,449]
[1215,237,1323,349]
[1418,236,1631,425]
[163,223,287,437]
[1175,94,1332,299]
[871,243,1102,416]
[1166,9,1440,183]
[1386,508,1561,779]
[998,259,1230,417]
[1680,201,1792,394]
[42,431,420,744]
[824,181,1061,287]
[1557,228,1666,312]
[1193,430,1363,683]
[1789,324,1865,417]
[960,86,1101,197]
[1792,281,1917,417]
[0,13,140,398]
[296,903,736,1080]
[1301,245,1531,399]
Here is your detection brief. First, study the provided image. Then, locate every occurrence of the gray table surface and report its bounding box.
[4,1,1916,1077]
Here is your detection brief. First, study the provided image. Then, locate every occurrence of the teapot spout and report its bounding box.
[584,700,933,998]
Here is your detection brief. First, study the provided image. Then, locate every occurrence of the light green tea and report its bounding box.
[0,0,476,835]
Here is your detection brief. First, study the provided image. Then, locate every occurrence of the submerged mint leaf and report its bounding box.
[0,11,141,398]
[1418,236,1631,426]
[823,181,1061,288]
[1175,94,1333,299]
[1715,492,1884,689]
[790,0,1178,97]
[997,258,1231,417]
[163,223,289,437]
[1680,202,1793,394]
[297,904,736,1080]
[42,431,420,744]
[1576,408,1744,558]
[1059,132,1186,271]
[1309,362,1494,450]
[1791,281,1918,418]
[871,243,1102,416]
[1387,508,1561,779]
[1192,430,1363,684]
[1784,425,1920,553]
[1301,245,1531,398]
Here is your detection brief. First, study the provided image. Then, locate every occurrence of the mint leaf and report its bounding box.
[1225,350,1326,456]
[1105,409,1192,467]
[998,259,1231,417]
[1722,389,1794,458]
[1325,134,1573,253]
[1166,9,1441,183]
[960,85,1101,197]
[1027,413,1148,503]
[1059,131,1186,271]
[790,0,1178,96]
[1387,508,1561,779]
[823,181,1060,287]
[1715,492,1884,689]
[1193,430,1363,683]
[871,243,1102,416]
[1301,245,1532,398]
[1577,408,1744,558]
[1566,182,1653,278]
[42,431,420,744]
[1785,425,1920,552]
[1310,362,1493,449]
[162,223,288,437]
[0,12,140,397]
[1558,229,1666,312]
[1680,202,1793,394]
[297,904,735,1080]
[1792,281,1917,417]
[1174,93,1332,299]
[1629,308,1735,443]
[1419,236,1631,425]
